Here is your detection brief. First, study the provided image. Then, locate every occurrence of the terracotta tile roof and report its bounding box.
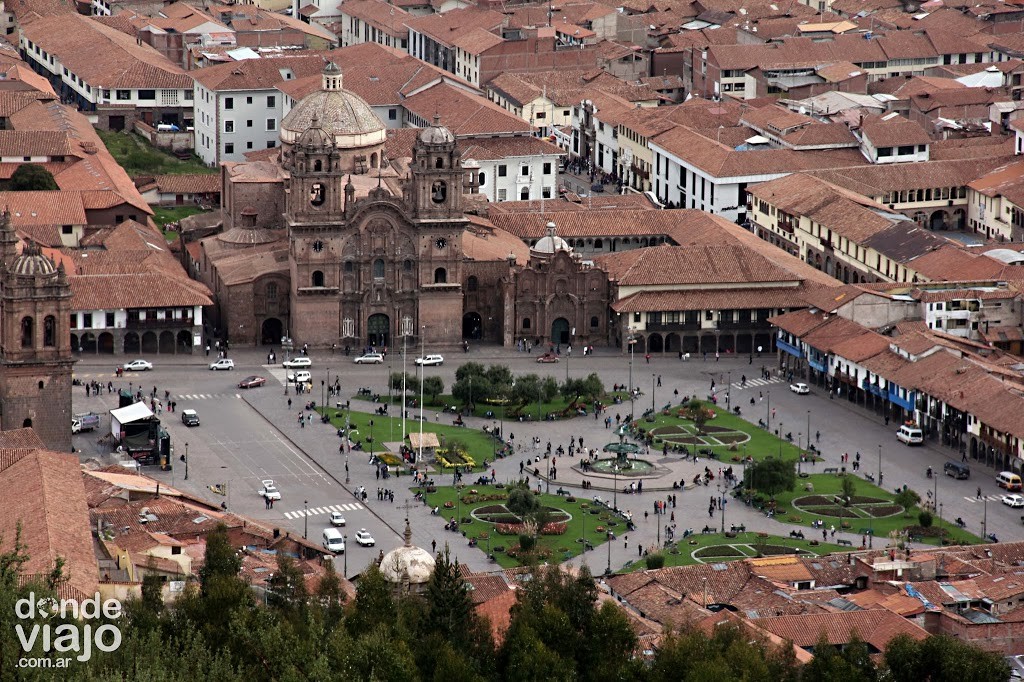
[451,27,505,54]
[402,83,534,136]
[90,495,234,539]
[0,129,71,157]
[20,14,193,90]
[0,191,87,225]
[810,157,1011,197]
[0,428,46,449]
[757,608,928,650]
[456,135,566,161]
[909,245,1007,282]
[487,193,657,214]
[463,216,530,265]
[464,573,512,604]
[858,113,931,148]
[149,174,221,195]
[910,87,1004,114]
[767,308,831,337]
[70,272,212,309]
[475,587,517,645]
[929,135,1015,161]
[611,286,810,313]
[0,449,98,602]
[340,0,410,37]
[598,243,799,286]
[830,329,892,363]
[193,55,326,91]
[404,8,506,48]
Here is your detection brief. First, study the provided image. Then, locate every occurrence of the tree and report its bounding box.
[746,458,797,498]
[198,524,242,594]
[390,371,420,396]
[918,510,934,528]
[885,633,1010,682]
[895,488,921,518]
[802,631,877,682]
[841,476,857,507]
[10,163,58,191]
[422,376,444,403]
[507,485,540,520]
[266,552,308,613]
[424,547,483,652]
[645,552,666,569]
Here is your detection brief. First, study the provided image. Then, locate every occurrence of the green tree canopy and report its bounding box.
[10,163,58,191]
[747,457,797,497]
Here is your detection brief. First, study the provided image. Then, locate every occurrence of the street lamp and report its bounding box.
[369,419,375,460]
[303,500,308,539]
[726,371,731,408]
[627,328,635,418]
[983,497,988,540]
[492,420,497,458]
[778,421,784,457]
[184,442,189,480]
[321,379,325,409]
[582,504,587,567]
[718,481,726,533]
[878,444,883,487]
[651,373,656,417]
[612,464,619,511]
[797,432,803,476]
[606,531,613,575]
[345,454,350,484]
[342,534,347,577]
[766,390,771,432]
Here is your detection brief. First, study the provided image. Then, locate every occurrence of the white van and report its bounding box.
[896,425,923,445]
[322,528,345,553]
[997,471,1023,492]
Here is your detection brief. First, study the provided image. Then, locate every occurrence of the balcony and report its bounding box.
[717,319,754,330]
[126,317,195,328]
[980,430,1011,452]
[647,322,701,332]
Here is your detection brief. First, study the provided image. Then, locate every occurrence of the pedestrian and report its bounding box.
[816,430,821,443]
[638,544,643,558]
[288,398,292,410]
[205,344,210,357]
[431,539,436,554]
[657,375,662,387]
[977,487,982,499]
[962,451,968,463]
[624,537,628,550]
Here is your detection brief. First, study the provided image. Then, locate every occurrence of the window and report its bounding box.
[497,189,507,201]
[312,270,324,287]
[633,312,641,323]
[245,120,253,128]
[435,157,444,169]
[136,90,155,100]
[310,182,325,206]
[543,162,552,174]
[478,172,486,187]
[434,267,447,283]
[404,259,413,271]
[70,314,76,330]
[520,187,529,200]
[224,97,234,110]
[590,316,599,328]
[246,141,253,149]
[498,164,507,177]
[267,141,276,149]
[877,147,892,157]
[522,317,531,329]
[105,312,115,327]
[897,145,915,155]
[43,316,55,347]
[267,95,276,107]
[83,313,92,328]
[542,187,552,198]
[266,282,278,300]
[520,166,529,176]
[536,111,546,119]
[467,276,478,291]
[388,108,397,120]
[116,89,131,100]
[61,225,73,235]
[594,239,603,249]
[225,143,234,154]
[266,119,276,131]
[345,261,354,272]
[21,316,32,348]
[246,96,253,104]
[224,120,234,133]
[373,258,385,278]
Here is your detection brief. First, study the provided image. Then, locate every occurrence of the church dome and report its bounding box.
[281,63,385,150]
[295,115,335,151]
[532,221,571,255]
[10,242,56,276]
[419,115,455,145]
[379,520,435,585]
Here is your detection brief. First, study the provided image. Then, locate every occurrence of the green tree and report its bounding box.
[424,547,480,650]
[391,371,420,396]
[266,552,308,614]
[507,485,540,520]
[422,376,444,403]
[10,163,58,191]
[802,631,877,682]
[918,510,934,528]
[348,564,396,635]
[841,476,857,507]
[747,458,797,498]
[645,552,666,569]
[885,633,1010,682]
[895,488,921,518]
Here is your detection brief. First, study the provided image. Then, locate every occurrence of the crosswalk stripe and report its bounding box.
[283,511,298,519]
[963,496,1002,503]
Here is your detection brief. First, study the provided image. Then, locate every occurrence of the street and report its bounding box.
[72,344,1022,577]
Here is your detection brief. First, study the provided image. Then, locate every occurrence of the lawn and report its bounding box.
[619,532,853,572]
[318,406,502,472]
[418,484,618,568]
[360,390,635,422]
[754,473,981,546]
[629,400,805,463]
[96,129,215,177]
[152,205,209,241]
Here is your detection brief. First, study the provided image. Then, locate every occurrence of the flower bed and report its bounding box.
[435,446,476,469]
[797,495,836,506]
[863,504,903,517]
[495,522,567,536]
[461,493,507,504]
[849,496,889,505]
[694,545,744,559]
[759,545,803,556]
[377,452,403,467]
[801,505,859,518]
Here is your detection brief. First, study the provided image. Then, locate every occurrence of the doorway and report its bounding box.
[368,313,390,348]
[551,317,570,345]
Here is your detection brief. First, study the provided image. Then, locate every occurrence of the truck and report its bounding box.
[110,402,169,466]
[71,412,101,434]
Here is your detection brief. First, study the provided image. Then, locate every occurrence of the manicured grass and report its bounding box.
[153,204,208,228]
[760,473,981,546]
[630,400,805,463]
[318,406,501,471]
[620,532,854,571]
[419,484,619,568]
[96,129,215,177]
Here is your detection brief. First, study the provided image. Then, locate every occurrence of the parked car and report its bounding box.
[536,352,559,363]
[354,529,375,546]
[283,357,312,369]
[789,383,810,395]
[71,412,101,434]
[238,375,266,389]
[123,359,152,372]
[1002,494,1024,508]
[181,409,200,427]
[287,370,312,384]
[209,358,235,371]
[258,480,281,501]
[415,354,444,366]
[354,353,384,364]
[330,511,346,527]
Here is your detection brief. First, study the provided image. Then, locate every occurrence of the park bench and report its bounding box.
[823,467,840,474]
[789,530,805,539]
[556,488,570,496]
[730,524,746,533]
[837,539,853,547]
[701,526,715,534]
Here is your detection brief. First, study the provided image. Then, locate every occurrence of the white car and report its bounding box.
[330,511,346,526]
[123,359,153,372]
[287,370,312,384]
[354,353,384,364]
[258,479,281,501]
[415,354,444,366]
[354,529,375,546]
[209,358,234,370]
[282,357,312,369]
[1002,494,1024,508]
[790,383,810,395]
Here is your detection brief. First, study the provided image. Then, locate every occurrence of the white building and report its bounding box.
[461,137,565,202]
[192,55,326,166]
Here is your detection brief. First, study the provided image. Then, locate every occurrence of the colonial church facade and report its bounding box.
[193,64,609,350]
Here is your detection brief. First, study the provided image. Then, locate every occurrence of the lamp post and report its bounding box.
[806,410,811,451]
[651,373,656,416]
[797,432,803,476]
[582,506,587,567]
[766,390,771,432]
[303,499,308,539]
[657,506,662,546]
[345,454,349,484]
[613,464,619,511]
[342,534,347,577]
[627,328,635,418]
[877,444,883,487]
[606,531,613,575]
[369,419,374,460]
[401,316,409,443]
[778,421,784,457]
[726,371,731,409]
[718,481,726,533]
[184,442,189,480]
[983,496,988,540]
[492,420,498,458]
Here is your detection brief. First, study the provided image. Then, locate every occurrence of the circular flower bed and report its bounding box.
[862,505,903,517]
[694,545,744,559]
[802,505,859,518]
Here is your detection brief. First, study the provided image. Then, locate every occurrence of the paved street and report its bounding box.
[72,344,1020,578]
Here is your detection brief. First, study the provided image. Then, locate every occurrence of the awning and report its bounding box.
[110,402,154,425]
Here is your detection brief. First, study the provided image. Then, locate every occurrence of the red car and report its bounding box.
[536,353,559,363]
[238,375,266,388]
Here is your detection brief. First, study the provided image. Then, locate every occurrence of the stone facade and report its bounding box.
[0,212,74,451]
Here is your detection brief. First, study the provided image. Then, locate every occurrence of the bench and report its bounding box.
[823,467,840,474]
[730,524,746,533]
[836,539,853,547]
[789,530,806,539]
[556,488,570,496]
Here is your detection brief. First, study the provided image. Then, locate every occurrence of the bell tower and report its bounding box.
[0,220,74,451]
[284,113,343,224]
[410,116,464,219]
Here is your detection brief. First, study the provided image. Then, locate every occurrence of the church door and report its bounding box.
[551,317,570,345]
[368,313,390,348]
